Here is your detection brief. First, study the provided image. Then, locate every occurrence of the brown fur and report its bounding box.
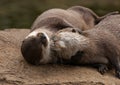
[31,6,118,31]
[51,15,120,79]
[21,6,119,65]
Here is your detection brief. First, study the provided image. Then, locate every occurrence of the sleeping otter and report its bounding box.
[21,6,119,65]
[51,15,120,79]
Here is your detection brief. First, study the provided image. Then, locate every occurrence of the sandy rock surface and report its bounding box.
[0,29,119,85]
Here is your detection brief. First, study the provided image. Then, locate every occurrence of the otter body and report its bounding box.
[21,6,118,65]
[31,6,99,31]
[51,15,120,78]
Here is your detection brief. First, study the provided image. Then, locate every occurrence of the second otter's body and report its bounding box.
[51,15,120,78]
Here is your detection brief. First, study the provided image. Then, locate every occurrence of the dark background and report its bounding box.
[0,0,120,29]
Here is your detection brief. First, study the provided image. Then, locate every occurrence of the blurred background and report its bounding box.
[0,0,120,29]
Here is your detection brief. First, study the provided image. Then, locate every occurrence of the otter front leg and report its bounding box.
[115,64,120,79]
[106,49,120,78]
[110,57,120,79]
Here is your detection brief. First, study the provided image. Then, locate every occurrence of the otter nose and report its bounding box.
[41,34,46,40]
[37,33,46,39]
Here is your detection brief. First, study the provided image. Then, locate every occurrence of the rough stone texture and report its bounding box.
[0,29,119,85]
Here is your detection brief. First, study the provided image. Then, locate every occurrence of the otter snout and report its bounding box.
[51,35,66,52]
[21,32,49,65]
[37,33,48,47]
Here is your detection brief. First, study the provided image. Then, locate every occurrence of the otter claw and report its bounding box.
[116,70,120,79]
[98,65,108,75]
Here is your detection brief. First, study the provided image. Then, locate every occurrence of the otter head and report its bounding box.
[51,28,87,59]
[21,29,51,65]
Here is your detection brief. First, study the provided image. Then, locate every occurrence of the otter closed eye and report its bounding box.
[72,29,77,33]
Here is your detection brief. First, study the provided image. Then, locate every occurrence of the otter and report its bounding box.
[51,15,120,79]
[21,6,119,65]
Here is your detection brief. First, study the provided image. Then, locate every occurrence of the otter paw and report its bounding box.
[116,70,120,79]
[98,64,108,75]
